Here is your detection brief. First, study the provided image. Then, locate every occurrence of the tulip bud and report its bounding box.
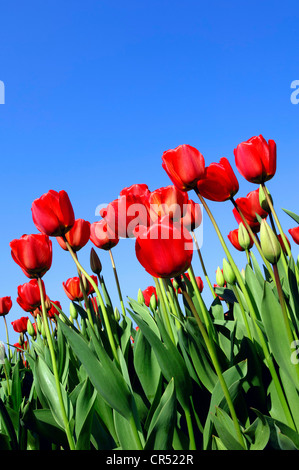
[36,315,42,333]
[27,319,36,338]
[241,268,246,280]
[19,332,24,345]
[260,219,281,264]
[137,289,145,305]
[149,293,157,312]
[172,278,179,291]
[222,259,236,285]
[69,315,74,324]
[238,223,252,251]
[41,321,46,338]
[216,267,225,287]
[114,307,120,322]
[45,296,52,311]
[69,302,78,320]
[259,185,273,213]
[90,248,102,275]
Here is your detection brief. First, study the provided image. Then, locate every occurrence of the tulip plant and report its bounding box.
[2,134,299,451]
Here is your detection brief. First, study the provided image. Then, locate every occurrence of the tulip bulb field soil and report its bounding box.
[2,136,299,451]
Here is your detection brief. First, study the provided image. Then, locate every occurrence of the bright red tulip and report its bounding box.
[228,228,254,252]
[0,297,12,316]
[181,199,202,232]
[16,279,46,312]
[119,184,151,205]
[177,273,204,293]
[57,218,90,252]
[234,135,276,184]
[90,219,119,251]
[10,233,52,278]
[149,185,189,222]
[232,189,268,233]
[135,217,193,279]
[142,286,158,307]
[47,300,62,319]
[162,144,205,191]
[196,158,239,202]
[14,341,28,351]
[32,189,75,237]
[289,227,299,245]
[11,316,29,334]
[62,277,84,302]
[86,275,98,296]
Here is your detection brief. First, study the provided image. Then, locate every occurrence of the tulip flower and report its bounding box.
[234,134,276,184]
[62,277,84,302]
[57,218,90,252]
[196,158,239,202]
[119,183,151,205]
[162,144,205,191]
[32,189,75,237]
[16,279,46,312]
[177,273,204,294]
[14,341,28,351]
[149,185,189,222]
[228,226,253,252]
[47,300,62,319]
[0,297,12,316]
[142,286,158,307]
[135,217,193,278]
[10,233,52,279]
[90,219,119,250]
[11,316,29,334]
[181,199,202,232]
[288,227,299,245]
[232,189,268,233]
[260,219,281,265]
[90,247,102,275]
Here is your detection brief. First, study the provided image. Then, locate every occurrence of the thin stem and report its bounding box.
[191,231,216,298]
[154,277,176,344]
[3,317,12,360]
[37,277,75,450]
[231,285,253,341]
[74,253,94,328]
[184,405,197,450]
[109,249,126,318]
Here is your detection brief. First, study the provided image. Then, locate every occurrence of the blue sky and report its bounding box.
[1,0,299,344]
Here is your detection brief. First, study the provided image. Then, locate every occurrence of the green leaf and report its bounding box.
[211,407,245,450]
[144,379,177,450]
[75,378,97,450]
[283,208,299,225]
[113,411,144,450]
[244,410,270,450]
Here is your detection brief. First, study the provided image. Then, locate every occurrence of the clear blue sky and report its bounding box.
[1,0,299,344]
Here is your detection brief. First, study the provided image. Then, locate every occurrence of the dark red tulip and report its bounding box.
[0,297,12,316]
[162,144,205,191]
[32,189,75,237]
[90,220,119,251]
[196,158,239,202]
[234,135,276,184]
[232,189,268,233]
[47,300,62,319]
[57,218,90,252]
[135,217,193,279]
[149,185,189,222]
[62,277,84,302]
[181,199,202,231]
[142,286,158,307]
[16,279,46,312]
[10,233,52,279]
[289,227,299,245]
[228,228,254,252]
[11,316,29,334]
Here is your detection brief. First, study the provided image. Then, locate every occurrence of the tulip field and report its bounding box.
[2,135,299,451]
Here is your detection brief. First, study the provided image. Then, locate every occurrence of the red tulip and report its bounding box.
[90,219,119,251]
[181,199,202,232]
[31,189,75,237]
[162,144,205,191]
[11,316,29,334]
[196,158,239,202]
[142,286,158,307]
[62,277,84,302]
[177,273,204,293]
[47,300,62,319]
[10,233,52,278]
[120,183,151,205]
[234,135,276,184]
[0,297,12,316]
[228,228,254,252]
[135,217,193,279]
[14,341,28,351]
[149,185,189,222]
[16,279,46,312]
[288,227,299,245]
[57,218,90,252]
[232,189,268,233]
[86,275,98,296]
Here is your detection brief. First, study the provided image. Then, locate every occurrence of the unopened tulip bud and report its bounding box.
[149,293,157,311]
[45,296,52,311]
[238,223,251,251]
[69,302,78,320]
[27,319,36,338]
[41,322,46,338]
[90,248,102,275]
[36,315,42,333]
[259,185,273,213]
[114,307,120,322]
[241,268,246,280]
[19,333,24,345]
[222,259,236,285]
[260,219,281,264]
[216,267,225,287]
[137,289,145,305]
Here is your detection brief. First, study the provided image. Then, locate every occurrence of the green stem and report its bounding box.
[64,239,119,364]
[37,277,75,450]
[3,317,12,360]
[232,285,253,341]
[185,405,197,450]
[75,253,94,329]
[154,277,176,344]
[109,249,127,318]
[191,231,216,298]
